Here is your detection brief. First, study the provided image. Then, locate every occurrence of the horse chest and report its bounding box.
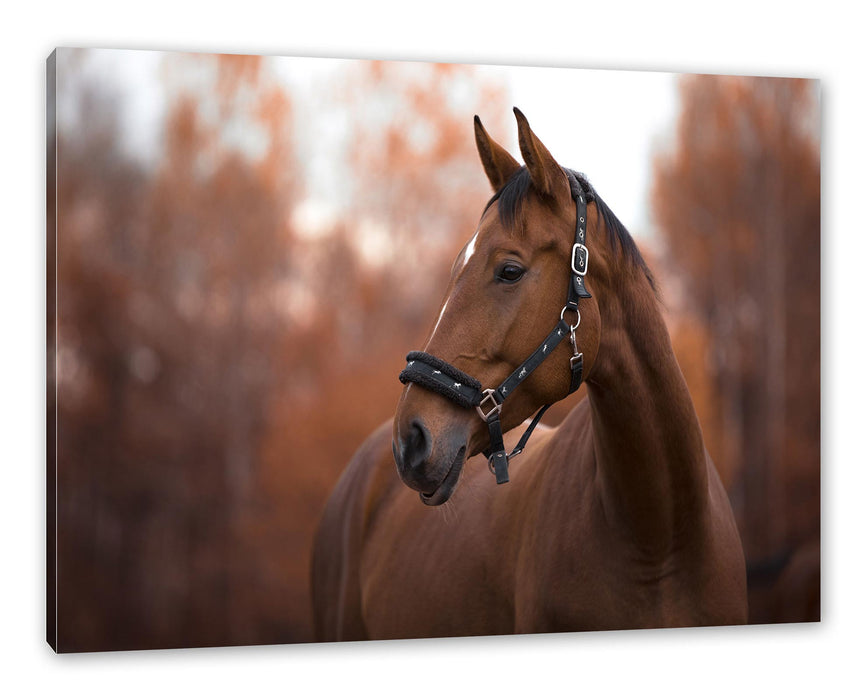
[358,491,516,640]
[335,428,743,640]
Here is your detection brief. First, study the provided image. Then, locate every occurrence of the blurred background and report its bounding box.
[48,49,819,651]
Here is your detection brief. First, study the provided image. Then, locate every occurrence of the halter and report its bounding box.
[399,170,593,485]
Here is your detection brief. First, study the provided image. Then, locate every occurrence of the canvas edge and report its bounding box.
[46,48,58,654]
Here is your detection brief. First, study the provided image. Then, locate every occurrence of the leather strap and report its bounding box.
[493,319,572,403]
[569,353,584,395]
[566,170,593,307]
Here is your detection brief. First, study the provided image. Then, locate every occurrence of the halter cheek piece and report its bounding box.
[399,170,593,485]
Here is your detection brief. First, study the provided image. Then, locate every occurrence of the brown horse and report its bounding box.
[312,109,747,641]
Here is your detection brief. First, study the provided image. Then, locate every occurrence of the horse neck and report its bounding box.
[582,258,709,554]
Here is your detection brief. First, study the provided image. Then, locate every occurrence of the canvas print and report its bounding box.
[47,48,820,652]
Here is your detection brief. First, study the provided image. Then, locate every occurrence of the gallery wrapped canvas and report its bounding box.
[47,48,819,652]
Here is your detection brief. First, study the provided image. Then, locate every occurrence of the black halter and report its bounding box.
[399,170,593,485]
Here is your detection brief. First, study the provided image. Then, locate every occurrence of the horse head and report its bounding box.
[392,109,604,505]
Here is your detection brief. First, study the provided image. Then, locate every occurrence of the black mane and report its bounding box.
[483,167,655,291]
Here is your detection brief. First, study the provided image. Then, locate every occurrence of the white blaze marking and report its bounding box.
[462,230,479,269]
[431,299,449,336]
[430,230,478,339]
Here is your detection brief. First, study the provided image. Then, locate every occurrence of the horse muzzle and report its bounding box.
[392,416,468,506]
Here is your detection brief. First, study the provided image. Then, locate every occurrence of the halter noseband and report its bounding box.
[399,170,593,485]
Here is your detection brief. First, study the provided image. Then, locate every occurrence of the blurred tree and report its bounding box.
[145,53,302,646]
[55,52,511,651]
[56,69,151,649]
[652,76,820,623]
[304,60,511,346]
[56,52,300,649]
[344,62,507,301]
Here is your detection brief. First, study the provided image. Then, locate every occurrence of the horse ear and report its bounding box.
[514,107,567,198]
[474,115,521,192]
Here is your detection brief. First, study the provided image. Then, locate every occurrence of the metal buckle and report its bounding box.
[570,352,583,370]
[571,243,589,277]
[476,388,502,421]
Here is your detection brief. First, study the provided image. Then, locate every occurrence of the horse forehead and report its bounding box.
[525,198,572,237]
[453,226,499,279]
[456,197,563,274]
[472,214,562,260]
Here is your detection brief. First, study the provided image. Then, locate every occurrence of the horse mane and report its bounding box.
[483,167,656,293]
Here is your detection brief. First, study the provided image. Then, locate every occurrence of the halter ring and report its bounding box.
[560,305,582,333]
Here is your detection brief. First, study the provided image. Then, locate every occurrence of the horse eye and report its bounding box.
[496,263,526,284]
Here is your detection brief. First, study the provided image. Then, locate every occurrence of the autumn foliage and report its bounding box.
[49,54,820,651]
[654,75,820,622]
[51,52,508,650]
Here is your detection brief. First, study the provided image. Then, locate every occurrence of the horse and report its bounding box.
[311,108,747,641]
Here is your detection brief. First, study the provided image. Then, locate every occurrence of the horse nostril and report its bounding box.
[404,419,432,472]
[394,418,440,493]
